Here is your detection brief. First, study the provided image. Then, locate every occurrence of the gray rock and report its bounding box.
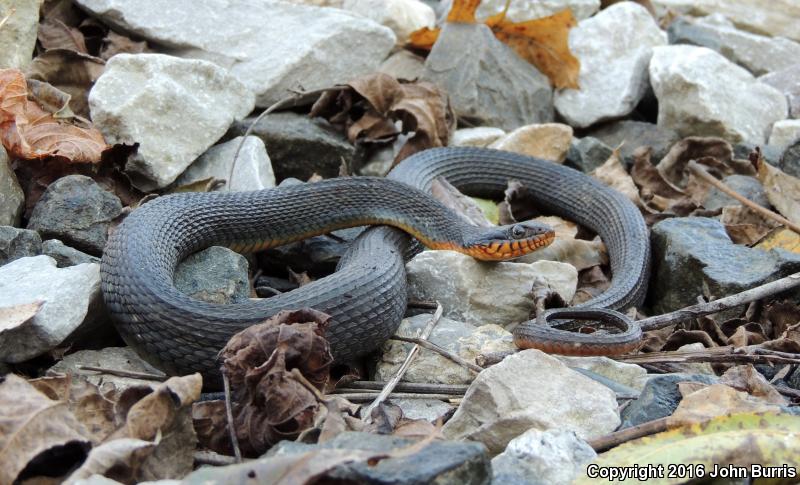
[442,350,620,454]
[89,53,255,191]
[554,2,666,128]
[586,120,680,165]
[555,356,649,391]
[228,112,361,181]
[649,217,800,314]
[768,119,800,151]
[174,246,249,304]
[620,373,719,428]
[668,15,800,76]
[392,398,454,422]
[0,256,103,363]
[42,239,100,268]
[566,136,613,173]
[0,145,24,226]
[379,49,426,81]
[703,175,769,210]
[27,175,121,256]
[341,0,435,45]
[49,347,166,392]
[442,0,600,22]
[733,142,782,166]
[75,0,395,107]
[262,432,490,485]
[174,136,274,192]
[421,22,553,131]
[649,45,788,144]
[0,0,42,69]
[759,64,800,119]
[0,226,41,266]
[406,250,577,327]
[376,315,515,385]
[451,127,506,148]
[492,429,596,485]
[781,139,800,178]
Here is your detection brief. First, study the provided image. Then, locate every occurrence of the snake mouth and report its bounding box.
[464,221,556,261]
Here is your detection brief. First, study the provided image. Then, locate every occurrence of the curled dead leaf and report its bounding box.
[756,156,800,227]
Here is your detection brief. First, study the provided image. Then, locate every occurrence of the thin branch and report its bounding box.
[194,450,240,466]
[339,381,469,394]
[390,335,483,373]
[222,372,242,463]
[588,417,671,452]
[362,303,443,422]
[617,346,800,366]
[638,272,800,331]
[334,392,461,402]
[688,160,800,234]
[77,365,166,381]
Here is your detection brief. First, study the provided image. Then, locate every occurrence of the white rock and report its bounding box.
[759,65,800,119]
[175,136,275,192]
[0,0,42,69]
[451,127,506,147]
[440,0,600,22]
[442,350,620,454]
[649,45,788,144]
[74,0,395,107]
[0,256,102,363]
[89,53,254,191]
[342,0,434,44]
[554,2,666,128]
[392,399,454,422]
[768,119,800,151]
[556,356,649,391]
[0,145,24,226]
[492,429,596,485]
[407,251,577,327]
[489,123,573,162]
[378,50,425,81]
[48,347,166,392]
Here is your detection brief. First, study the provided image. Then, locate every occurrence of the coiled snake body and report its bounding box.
[101,147,650,387]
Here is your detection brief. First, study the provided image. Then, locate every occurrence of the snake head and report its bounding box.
[465,220,555,261]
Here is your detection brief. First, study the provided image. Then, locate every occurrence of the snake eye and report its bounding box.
[510,224,526,239]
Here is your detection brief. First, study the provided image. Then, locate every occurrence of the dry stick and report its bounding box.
[618,347,800,366]
[588,417,672,453]
[194,450,240,466]
[222,372,242,463]
[77,365,166,381]
[335,392,461,402]
[342,381,469,394]
[688,160,800,234]
[362,303,443,422]
[389,335,484,373]
[637,272,800,331]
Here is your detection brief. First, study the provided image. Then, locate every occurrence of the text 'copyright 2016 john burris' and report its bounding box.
[585,463,798,481]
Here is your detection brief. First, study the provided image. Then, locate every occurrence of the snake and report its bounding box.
[100,147,650,387]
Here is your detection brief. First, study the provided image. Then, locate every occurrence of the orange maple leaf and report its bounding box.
[409,0,580,89]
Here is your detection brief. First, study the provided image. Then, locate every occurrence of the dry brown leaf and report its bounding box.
[720,365,787,405]
[0,68,107,163]
[408,0,580,89]
[0,374,91,485]
[26,49,105,118]
[572,265,612,305]
[38,18,88,53]
[431,176,493,228]
[100,30,149,61]
[64,438,156,484]
[756,156,800,227]
[721,205,779,245]
[670,384,782,426]
[756,227,800,254]
[591,148,640,205]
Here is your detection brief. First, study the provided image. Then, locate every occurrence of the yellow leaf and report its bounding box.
[755,226,800,254]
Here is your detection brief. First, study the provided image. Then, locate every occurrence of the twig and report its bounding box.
[638,272,800,331]
[334,392,461,402]
[407,299,440,310]
[222,372,242,463]
[688,160,800,234]
[475,350,516,367]
[617,346,800,366]
[194,450,240,466]
[362,303,443,422]
[588,417,671,452]
[77,365,166,381]
[390,335,483,373]
[340,381,469,394]
[0,8,14,31]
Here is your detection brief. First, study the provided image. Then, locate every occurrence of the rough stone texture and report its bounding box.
[407,251,577,327]
[768,119,800,151]
[555,2,666,128]
[672,342,716,375]
[443,350,620,454]
[734,142,782,167]
[377,316,515,385]
[442,0,600,22]
[27,175,122,256]
[451,127,506,148]
[174,136,275,192]
[0,146,24,226]
[0,0,42,69]
[649,217,800,314]
[586,120,680,165]
[0,256,103,363]
[652,0,800,42]
[174,246,249,304]
[378,50,425,81]
[421,22,553,131]
[227,112,361,182]
[492,429,596,485]
[620,373,719,428]
[565,136,613,173]
[49,347,166,391]
[668,15,800,76]
[42,239,100,268]
[556,356,649,391]
[759,64,800,119]
[392,398,454,422]
[89,53,254,191]
[342,0,434,44]
[781,139,800,178]
[703,175,769,210]
[649,45,788,144]
[489,123,573,162]
[0,226,41,266]
[262,432,490,485]
[75,0,395,107]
